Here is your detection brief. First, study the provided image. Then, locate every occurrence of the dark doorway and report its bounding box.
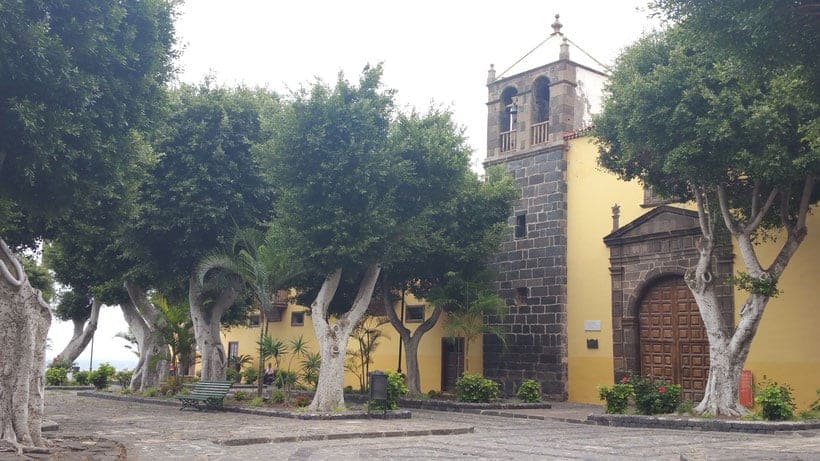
[441,337,465,392]
[639,276,709,402]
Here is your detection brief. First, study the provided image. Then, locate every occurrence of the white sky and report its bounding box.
[47,0,660,371]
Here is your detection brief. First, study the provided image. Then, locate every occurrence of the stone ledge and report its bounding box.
[217,427,475,446]
[344,394,550,413]
[77,391,411,420]
[45,386,94,391]
[587,413,820,433]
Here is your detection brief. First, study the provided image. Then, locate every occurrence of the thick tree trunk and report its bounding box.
[122,282,168,390]
[189,275,237,381]
[686,182,812,417]
[382,284,442,394]
[309,264,381,411]
[0,239,51,452]
[53,299,101,366]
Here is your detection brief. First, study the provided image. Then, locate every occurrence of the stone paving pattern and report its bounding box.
[29,391,820,460]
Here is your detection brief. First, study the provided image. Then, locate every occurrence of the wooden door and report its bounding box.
[441,338,465,392]
[639,277,709,402]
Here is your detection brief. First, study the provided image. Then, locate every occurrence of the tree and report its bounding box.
[131,83,278,382]
[594,3,818,416]
[0,0,176,449]
[152,295,195,382]
[345,315,390,392]
[375,107,517,395]
[197,225,301,393]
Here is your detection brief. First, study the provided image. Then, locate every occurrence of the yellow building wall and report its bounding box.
[221,292,482,393]
[565,135,819,409]
[565,136,646,403]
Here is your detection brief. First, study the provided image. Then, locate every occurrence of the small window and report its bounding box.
[248,314,260,327]
[291,311,305,326]
[228,341,239,360]
[405,305,425,323]
[515,214,527,238]
[515,287,529,305]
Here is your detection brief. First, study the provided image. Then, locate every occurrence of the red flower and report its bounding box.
[620,376,629,383]
[658,385,666,394]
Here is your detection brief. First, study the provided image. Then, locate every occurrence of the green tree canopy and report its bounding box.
[0,0,177,247]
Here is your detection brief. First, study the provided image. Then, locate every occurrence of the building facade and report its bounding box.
[483,21,820,408]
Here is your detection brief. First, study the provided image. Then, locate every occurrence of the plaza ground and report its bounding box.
[26,390,820,460]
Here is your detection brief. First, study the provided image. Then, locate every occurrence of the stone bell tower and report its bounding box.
[482,15,607,399]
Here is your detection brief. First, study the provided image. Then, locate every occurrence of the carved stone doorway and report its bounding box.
[639,276,709,403]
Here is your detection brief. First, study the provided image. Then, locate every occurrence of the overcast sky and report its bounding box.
[48,0,661,370]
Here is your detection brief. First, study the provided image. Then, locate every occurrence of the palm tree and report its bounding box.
[197,223,302,396]
[430,272,506,373]
[152,294,195,386]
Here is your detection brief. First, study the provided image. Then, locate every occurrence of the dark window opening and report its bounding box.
[291,311,305,326]
[228,341,239,360]
[406,305,425,323]
[249,314,260,327]
[515,214,527,238]
[533,76,551,123]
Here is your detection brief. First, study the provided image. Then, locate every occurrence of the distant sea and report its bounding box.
[46,355,139,373]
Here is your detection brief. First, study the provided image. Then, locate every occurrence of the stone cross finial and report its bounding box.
[551,14,563,36]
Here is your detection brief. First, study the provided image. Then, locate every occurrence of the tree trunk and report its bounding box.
[686,182,812,417]
[188,275,237,381]
[308,264,381,411]
[53,299,102,366]
[122,282,168,391]
[0,239,51,451]
[382,284,442,394]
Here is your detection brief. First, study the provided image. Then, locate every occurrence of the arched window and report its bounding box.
[531,77,550,146]
[533,76,550,123]
[500,86,518,132]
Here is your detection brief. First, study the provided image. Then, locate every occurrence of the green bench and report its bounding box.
[175,380,234,411]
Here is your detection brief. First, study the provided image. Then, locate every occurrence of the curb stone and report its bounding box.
[588,413,820,433]
[77,391,411,420]
[216,426,475,446]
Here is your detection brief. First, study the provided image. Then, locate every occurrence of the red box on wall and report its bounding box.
[739,370,753,407]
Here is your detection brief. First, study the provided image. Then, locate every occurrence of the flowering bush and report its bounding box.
[598,376,634,414]
[630,375,681,415]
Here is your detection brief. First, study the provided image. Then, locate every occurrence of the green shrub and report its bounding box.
[454,373,500,403]
[115,370,133,388]
[517,379,542,403]
[274,370,298,389]
[226,368,240,383]
[120,388,132,395]
[142,387,159,397]
[248,396,265,407]
[369,371,409,411]
[269,389,286,404]
[45,367,68,386]
[233,390,249,401]
[90,370,110,390]
[598,379,633,414]
[243,366,259,385]
[293,393,311,407]
[159,378,184,396]
[755,380,795,421]
[97,362,116,378]
[630,375,681,415]
[799,389,820,419]
[74,370,91,386]
[343,385,354,394]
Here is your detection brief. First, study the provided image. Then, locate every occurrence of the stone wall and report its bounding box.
[484,142,568,399]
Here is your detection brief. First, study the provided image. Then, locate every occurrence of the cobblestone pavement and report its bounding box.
[42,391,820,460]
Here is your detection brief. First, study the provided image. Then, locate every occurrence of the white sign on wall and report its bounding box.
[584,320,602,332]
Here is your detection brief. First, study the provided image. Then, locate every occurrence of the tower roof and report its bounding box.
[489,14,610,84]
